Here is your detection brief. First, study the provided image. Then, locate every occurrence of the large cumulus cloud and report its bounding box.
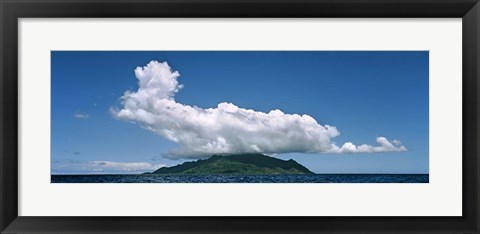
[112,61,406,159]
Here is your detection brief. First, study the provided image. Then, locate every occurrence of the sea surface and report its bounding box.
[51,174,428,183]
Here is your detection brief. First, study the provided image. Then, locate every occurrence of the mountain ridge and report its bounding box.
[150,153,314,175]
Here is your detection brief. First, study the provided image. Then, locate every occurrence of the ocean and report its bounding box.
[51,174,428,183]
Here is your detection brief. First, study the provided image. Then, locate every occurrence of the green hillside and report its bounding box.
[151,154,314,175]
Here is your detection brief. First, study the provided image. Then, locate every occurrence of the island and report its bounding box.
[149,153,314,175]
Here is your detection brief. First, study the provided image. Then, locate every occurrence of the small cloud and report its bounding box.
[332,137,407,154]
[93,103,98,107]
[52,160,165,174]
[73,112,89,119]
[73,152,81,155]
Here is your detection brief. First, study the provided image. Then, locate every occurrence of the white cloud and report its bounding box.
[88,161,164,172]
[53,160,165,174]
[73,112,89,119]
[112,60,407,159]
[332,137,407,154]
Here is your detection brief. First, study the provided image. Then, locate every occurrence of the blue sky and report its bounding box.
[51,51,428,174]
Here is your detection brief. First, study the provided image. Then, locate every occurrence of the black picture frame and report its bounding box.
[1,0,479,233]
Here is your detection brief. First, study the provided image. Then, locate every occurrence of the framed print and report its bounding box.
[1,0,479,233]
[49,50,428,184]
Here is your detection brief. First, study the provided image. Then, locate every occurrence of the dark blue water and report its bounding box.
[51,174,428,183]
